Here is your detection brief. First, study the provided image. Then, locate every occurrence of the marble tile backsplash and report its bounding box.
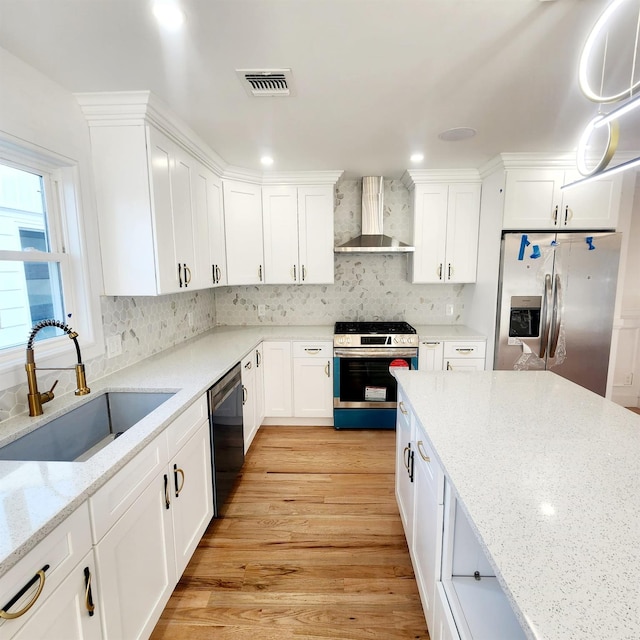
[0,290,216,422]
[214,177,468,326]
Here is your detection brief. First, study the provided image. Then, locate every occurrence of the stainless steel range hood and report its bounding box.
[334,176,415,253]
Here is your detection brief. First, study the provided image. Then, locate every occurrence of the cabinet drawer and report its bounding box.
[397,388,413,433]
[444,358,485,372]
[443,341,486,358]
[292,341,332,358]
[414,431,444,505]
[0,504,92,636]
[89,436,168,542]
[165,396,207,455]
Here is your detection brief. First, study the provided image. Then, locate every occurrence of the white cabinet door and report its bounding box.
[241,352,258,452]
[297,185,334,284]
[445,184,481,283]
[169,419,213,578]
[561,171,621,229]
[223,180,264,285]
[262,186,299,284]
[8,552,102,640]
[412,435,444,635]
[411,183,480,284]
[255,344,265,427]
[503,169,621,230]
[444,359,485,372]
[262,341,293,418]
[94,473,176,640]
[292,343,333,418]
[169,143,197,289]
[418,341,444,371]
[194,162,227,288]
[395,390,415,546]
[411,184,448,283]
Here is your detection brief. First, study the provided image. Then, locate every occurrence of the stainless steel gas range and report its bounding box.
[333,321,418,429]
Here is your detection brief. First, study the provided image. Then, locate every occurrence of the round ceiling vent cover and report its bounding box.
[438,127,477,142]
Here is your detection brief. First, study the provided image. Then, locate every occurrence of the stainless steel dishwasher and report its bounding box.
[207,363,244,517]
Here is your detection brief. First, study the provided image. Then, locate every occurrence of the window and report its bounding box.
[0,138,103,391]
[0,162,68,350]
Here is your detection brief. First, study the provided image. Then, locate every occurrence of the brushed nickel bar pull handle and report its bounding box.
[325,361,330,377]
[448,263,452,279]
[259,265,263,282]
[216,265,222,283]
[399,401,408,415]
[184,264,191,286]
[553,205,558,224]
[178,263,183,288]
[403,445,411,472]
[83,567,95,617]
[446,361,452,371]
[256,349,261,367]
[417,440,431,463]
[437,263,443,280]
[242,385,247,405]
[293,264,297,281]
[304,348,320,354]
[455,348,475,354]
[173,463,185,497]
[245,360,252,370]
[0,564,49,619]
[302,265,306,281]
[212,264,216,284]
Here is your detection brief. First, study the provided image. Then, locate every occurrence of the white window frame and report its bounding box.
[0,136,104,391]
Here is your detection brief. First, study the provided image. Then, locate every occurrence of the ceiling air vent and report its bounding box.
[236,69,294,97]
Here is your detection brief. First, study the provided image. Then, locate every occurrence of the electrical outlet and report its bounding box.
[188,312,194,327]
[258,304,266,317]
[106,335,122,358]
[445,304,454,316]
[624,373,634,386]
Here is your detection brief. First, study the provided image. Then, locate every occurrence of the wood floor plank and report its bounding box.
[150,425,429,640]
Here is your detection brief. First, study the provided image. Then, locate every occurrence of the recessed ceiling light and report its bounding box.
[260,156,274,166]
[438,127,477,142]
[410,153,424,163]
[152,1,185,30]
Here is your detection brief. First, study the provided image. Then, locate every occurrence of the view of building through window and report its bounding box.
[0,162,66,350]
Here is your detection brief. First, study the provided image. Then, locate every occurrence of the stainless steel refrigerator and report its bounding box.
[494,231,621,396]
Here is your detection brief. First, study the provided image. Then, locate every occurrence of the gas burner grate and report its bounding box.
[334,321,416,335]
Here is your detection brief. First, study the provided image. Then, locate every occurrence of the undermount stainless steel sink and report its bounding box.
[0,391,175,463]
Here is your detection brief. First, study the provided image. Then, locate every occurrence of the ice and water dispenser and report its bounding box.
[508,296,541,341]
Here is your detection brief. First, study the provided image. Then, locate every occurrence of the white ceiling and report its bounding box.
[0,0,635,178]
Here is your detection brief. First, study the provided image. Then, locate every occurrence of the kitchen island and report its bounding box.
[393,369,640,640]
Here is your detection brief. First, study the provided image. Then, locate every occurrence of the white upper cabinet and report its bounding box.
[409,182,481,284]
[262,185,334,285]
[223,180,265,285]
[78,92,224,296]
[502,169,621,230]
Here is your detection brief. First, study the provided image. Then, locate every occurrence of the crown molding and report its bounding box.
[259,170,344,186]
[75,90,228,176]
[401,168,481,189]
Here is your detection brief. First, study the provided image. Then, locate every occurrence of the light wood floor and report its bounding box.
[150,425,429,640]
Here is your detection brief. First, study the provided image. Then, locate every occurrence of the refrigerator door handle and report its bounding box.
[549,274,562,358]
[539,274,553,359]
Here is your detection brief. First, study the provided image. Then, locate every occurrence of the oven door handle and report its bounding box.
[333,347,418,358]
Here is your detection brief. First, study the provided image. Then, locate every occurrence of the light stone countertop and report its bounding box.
[393,369,640,640]
[0,322,482,577]
[413,324,486,341]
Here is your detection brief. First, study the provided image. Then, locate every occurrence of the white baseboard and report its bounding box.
[261,417,334,426]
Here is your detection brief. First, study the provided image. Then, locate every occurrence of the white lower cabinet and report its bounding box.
[90,396,212,640]
[396,389,524,640]
[292,341,333,418]
[262,341,293,418]
[418,341,444,371]
[419,340,485,372]
[94,471,176,640]
[0,505,100,640]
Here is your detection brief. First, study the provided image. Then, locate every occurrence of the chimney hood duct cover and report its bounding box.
[334,177,414,253]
